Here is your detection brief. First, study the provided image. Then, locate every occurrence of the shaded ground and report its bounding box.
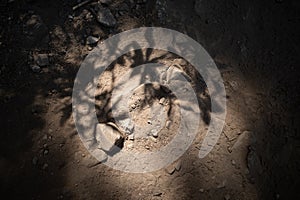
[0,0,299,199]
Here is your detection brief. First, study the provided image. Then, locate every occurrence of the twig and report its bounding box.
[72,0,93,11]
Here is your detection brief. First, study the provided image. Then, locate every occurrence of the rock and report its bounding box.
[165,165,176,175]
[147,120,152,124]
[43,149,49,155]
[149,136,157,142]
[175,161,181,171]
[96,6,116,27]
[151,129,158,137]
[95,123,122,151]
[32,156,38,165]
[35,54,49,67]
[86,36,99,45]
[31,65,40,73]
[166,120,171,129]
[199,188,204,193]
[42,163,48,170]
[159,97,165,105]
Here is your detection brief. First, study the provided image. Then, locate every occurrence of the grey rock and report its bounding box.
[31,65,41,73]
[96,7,116,27]
[86,36,99,45]
[35,54,49,67]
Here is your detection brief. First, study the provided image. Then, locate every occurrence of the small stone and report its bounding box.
[42,163,48,170]
[224,194,230,200]
[151,129,158,137]
[87,46,93,51]
[149,136,157,142]
[128,134,134,140]
[166,120,171,129]
[32,156,38,165]
[159,97,165,105]
[165,165,176,175]
[199,188,204,193]
[231,160,236,165]
[147,120,152,124]
[145,145,150,150]
[175,161,181,171]
[96,6,116,27]
[31,65,40,73]
[217,180,226,189]
[43,149,49,155]
[86,36,99,45]
[131,104,136,109]
[35,54,49,67]
[81,153,85,157]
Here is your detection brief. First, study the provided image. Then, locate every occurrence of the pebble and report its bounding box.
[147,120,152,125]
[86,36,99,45]
[96,6,116,27]
[42,163,48,170]
[35,54,49,67]
[166,120,171,129]
[31,65,41,73]
[231,160,236,165]
[43,149,49,155]
[151,129,158,137]
[159,97,165,105]
[199,188,204,193]
[149,136,157,143]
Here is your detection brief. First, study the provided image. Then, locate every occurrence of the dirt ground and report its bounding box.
[0,0,300,199]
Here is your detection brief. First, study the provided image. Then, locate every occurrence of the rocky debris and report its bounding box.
[199,188,204,193]
[95,6,116,27]
[86,36,99,45]
[34,54,49,67]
